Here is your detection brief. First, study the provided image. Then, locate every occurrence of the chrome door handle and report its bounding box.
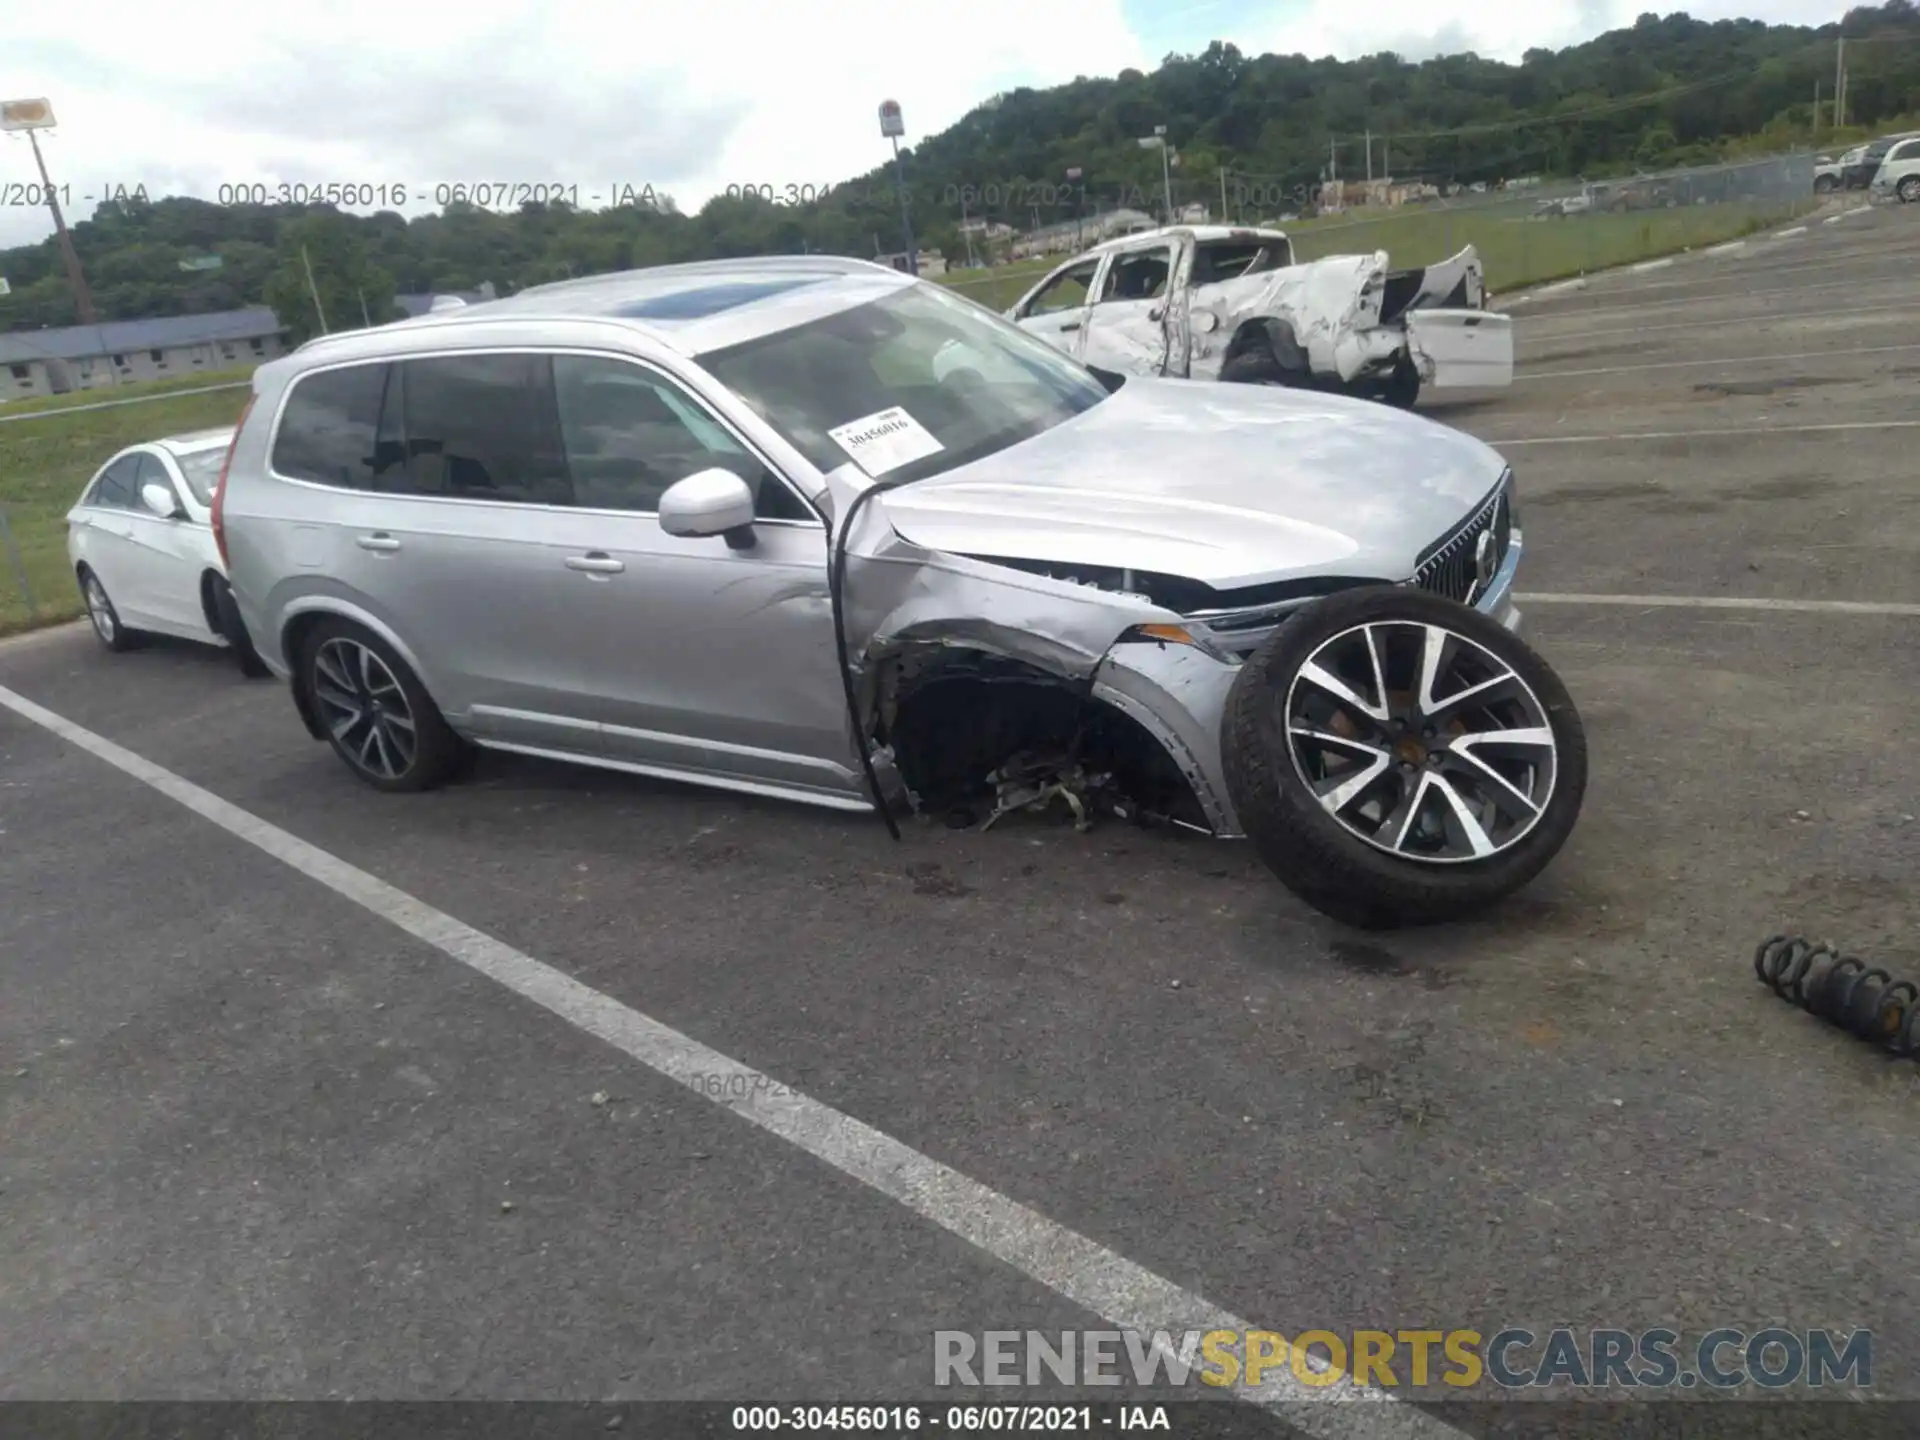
[1060,321,1082,332]
[565,553,625,574]
[355,534,400,553]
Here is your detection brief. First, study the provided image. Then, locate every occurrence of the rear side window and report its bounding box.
[272,363,388,489]
[1190,240,1291,286]
[393,354,572,504]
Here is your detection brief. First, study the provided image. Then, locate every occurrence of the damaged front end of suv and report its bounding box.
[820,389,1582,933]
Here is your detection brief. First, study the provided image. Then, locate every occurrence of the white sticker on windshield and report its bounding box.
[827,406,944,477]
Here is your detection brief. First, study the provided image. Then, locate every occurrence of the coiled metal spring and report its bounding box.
[1754,935,1920,1056]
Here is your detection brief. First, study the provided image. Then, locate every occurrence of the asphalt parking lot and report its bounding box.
[3,202,1919,1434]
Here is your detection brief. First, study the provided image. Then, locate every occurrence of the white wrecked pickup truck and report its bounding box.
[999,224,1513,408]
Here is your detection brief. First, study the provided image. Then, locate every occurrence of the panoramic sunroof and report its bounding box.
[611,275,829,320]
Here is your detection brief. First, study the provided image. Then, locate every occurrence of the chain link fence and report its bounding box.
[939,151,1824,310]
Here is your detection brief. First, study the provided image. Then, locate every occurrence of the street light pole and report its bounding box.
[878,99,916,275]
[3,99,98,325]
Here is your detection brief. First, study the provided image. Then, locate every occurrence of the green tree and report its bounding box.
[263,211,396,344]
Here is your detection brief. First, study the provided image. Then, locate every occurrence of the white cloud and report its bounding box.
[0,0,1153,250]
[1250,0,1844,65]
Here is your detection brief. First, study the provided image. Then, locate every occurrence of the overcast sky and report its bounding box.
[2,0,1845,254]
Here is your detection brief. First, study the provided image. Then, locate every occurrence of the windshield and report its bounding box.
[173,447,226,506]
[699,282,1112,486]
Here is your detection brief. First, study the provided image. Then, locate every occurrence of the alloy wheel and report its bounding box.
[84,575,115,644]
[1900,177,1920,204]
[312,636,418,781]
[1283,619,1559,864]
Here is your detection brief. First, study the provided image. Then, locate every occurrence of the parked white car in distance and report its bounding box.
[1870,136,1920,203]
[66,427,267,674]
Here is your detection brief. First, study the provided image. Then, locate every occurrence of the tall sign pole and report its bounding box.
[2,98,97,324]
[879,99,916,275]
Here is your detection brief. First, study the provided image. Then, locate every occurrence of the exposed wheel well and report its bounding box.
[874,647,1209,831]
[280,610,333,740]
[198,570,225,635]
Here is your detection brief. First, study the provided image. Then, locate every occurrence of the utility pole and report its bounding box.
[1220,167,1228,223]
[301,245,330,334]
[1814,80,1822,138]
[1365,129,1373,184]
[1834,37,1846,131]
[960,197,976,268]
[9,115,98,324]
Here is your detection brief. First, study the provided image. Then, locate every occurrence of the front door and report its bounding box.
[117,452,212,635]
[1079,243,1174,376]
[538,352,862,804]
[1012,257,1100,361]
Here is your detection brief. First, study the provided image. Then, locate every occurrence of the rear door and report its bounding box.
[1080,242,1175,376]
[268,355,599,752]
[1011,257,1100,359]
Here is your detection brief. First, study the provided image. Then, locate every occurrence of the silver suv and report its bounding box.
[215,256,1586,928]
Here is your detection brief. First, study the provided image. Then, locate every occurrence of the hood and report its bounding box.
[878,377,1508,590]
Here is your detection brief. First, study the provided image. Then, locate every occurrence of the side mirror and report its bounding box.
[658,467,757,551]
[140,482,182,519]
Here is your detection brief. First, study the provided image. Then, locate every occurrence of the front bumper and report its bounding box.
[1090,533,1524,840]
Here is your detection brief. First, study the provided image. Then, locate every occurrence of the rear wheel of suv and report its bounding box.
[1899,176,1920,204]
[1814,174,1836,194]
[300,617,466,792]
[1220,585,1588,930]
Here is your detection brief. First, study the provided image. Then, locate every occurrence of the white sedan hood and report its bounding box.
[878,377,1509,591]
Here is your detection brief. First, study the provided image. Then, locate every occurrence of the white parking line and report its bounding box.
[1519,593,1920,617]
[1521,301,1920,344]
[0,682,1462,1440]
[1770,226,1809,239]
[1519,340,1920,381]
[1487,419,1920,446]
[1512,269,1920,322]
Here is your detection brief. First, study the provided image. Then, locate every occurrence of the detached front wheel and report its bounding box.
[1221,586,1587,929]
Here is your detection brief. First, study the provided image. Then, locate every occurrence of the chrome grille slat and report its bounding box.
[1412,478,1510,604]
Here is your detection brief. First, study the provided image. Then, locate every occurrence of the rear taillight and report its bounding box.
[211,393,255,570]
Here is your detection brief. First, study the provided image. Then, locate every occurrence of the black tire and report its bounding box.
[1376,359,1421,410]
[208,575,271,678]
[1220,585,1588,930]
[1814,175,1836,195]
[298,617,467,793]
[1219,324,1307,387]
[1899,177,1920,204]
[77,566,145,653]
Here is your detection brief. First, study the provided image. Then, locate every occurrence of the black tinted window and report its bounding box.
[90,456,140,509]
[552,355,810,520]
[273,364,387,488]
[395,354,572,505]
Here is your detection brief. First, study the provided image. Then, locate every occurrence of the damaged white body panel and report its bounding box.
[1001,224,1513,398]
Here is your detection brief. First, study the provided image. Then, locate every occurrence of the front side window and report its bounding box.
[131,453,180,512]
[272,363,388,489]
[1024,260,1099,315]
[173,449,226,506]
[551,355,809,519]
[701,281,1112,487]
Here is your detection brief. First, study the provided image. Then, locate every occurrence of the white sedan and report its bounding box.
[65,427,267,675]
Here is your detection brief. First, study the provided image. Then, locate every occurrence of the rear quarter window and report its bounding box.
[271,363,389,488]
